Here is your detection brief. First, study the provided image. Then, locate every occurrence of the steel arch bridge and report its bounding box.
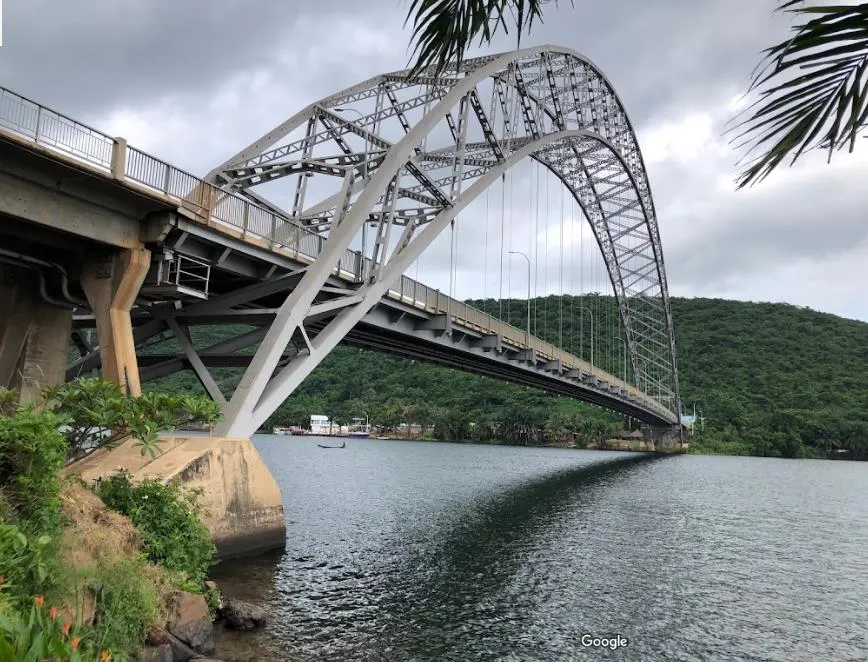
[206,45,681,438]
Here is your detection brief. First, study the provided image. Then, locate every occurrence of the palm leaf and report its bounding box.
[730,2,868,188]
[403,0,571,76]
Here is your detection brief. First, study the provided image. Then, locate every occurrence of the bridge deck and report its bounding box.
[0,86,676,425]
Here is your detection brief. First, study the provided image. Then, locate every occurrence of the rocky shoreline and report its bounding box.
[140,586,267,662]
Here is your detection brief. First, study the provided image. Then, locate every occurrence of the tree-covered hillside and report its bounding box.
[672,298,868,458]
[149,296,868,459]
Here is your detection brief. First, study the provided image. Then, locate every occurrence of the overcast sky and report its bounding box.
[2,0,866,321]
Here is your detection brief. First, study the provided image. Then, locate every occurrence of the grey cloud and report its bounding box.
[0,1,406,119]
[3,0,781,127]
[1,0,865,321]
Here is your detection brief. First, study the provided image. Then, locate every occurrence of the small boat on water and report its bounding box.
[317,440,346,449]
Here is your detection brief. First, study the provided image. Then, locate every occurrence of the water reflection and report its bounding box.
[369,454,660,661]
[211,439,868,662]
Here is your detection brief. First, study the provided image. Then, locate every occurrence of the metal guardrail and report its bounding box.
[0,86,675,421]
[152,253,211,295]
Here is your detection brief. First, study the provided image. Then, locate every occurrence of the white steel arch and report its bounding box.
[207,45,681,437]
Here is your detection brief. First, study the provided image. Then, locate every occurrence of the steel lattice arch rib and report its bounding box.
[206,45,681,435]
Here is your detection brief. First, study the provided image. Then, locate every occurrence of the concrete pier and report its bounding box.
[65,434,286,559]
[80,248,151,395]
[0,249,287,560]
[0,264,72,402]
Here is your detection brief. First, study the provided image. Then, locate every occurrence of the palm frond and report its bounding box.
[403,0,570,77]
[731,2,868,188]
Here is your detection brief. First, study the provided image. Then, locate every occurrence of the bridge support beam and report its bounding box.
[416,314,452,336]
[81,248,151,395]
[515,348,536,364]
[471,333,501,352]
[73,249,286,559]
[0,264,72,402]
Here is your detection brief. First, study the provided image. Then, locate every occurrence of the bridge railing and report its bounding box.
[381,272,664,415]
[0,89,114,169]
[0,85,674,422]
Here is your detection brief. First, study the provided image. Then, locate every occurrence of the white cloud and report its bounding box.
[642,111,719,166]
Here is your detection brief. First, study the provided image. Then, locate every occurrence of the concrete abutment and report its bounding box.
[65,435,287,560]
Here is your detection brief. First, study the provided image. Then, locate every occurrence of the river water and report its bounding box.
[211,436,868,661]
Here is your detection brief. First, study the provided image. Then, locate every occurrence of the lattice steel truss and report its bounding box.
[206,45,681,437]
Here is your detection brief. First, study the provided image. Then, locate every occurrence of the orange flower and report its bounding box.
[71,636,80,651]
[34,595,44,608]
[63,623,71,635]
[49,606,58,619]
[100,650,112,661]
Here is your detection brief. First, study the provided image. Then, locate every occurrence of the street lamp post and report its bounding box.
[611,336,627,385]
[577,305,595,371]
[508,251,531,348]
[334,107,369,281]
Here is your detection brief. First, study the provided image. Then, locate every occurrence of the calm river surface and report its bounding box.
[212,436,868,661]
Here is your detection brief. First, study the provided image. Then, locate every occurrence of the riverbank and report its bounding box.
[0,379,231,659]
[341,432,859,461]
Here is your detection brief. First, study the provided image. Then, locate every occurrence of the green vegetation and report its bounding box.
[0,404,67,536]
[0,597,93,661]
[0,396,112,659]
[0,380,220,660]
[731,2,868,188]
[79,556,165,655]
[95,473,216,587]
[43,378,221,461]
[150,296,868,460]
[672,298,868,459]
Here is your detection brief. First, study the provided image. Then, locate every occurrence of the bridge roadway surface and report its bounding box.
[0,87,676,425]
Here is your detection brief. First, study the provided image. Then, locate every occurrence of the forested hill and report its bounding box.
[151,296,868,458]
[670,298,868,457]
[672,298,868,426]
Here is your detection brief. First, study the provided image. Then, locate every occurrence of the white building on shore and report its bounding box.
[310,415,334,435]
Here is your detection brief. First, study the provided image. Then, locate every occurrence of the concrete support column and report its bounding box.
[642,425,688,453]
[81,248,151,395]
[66,434,287,559]
[0,264,73,402]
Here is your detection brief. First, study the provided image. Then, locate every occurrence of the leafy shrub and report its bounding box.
[0,524,53,609]
[0,592,102,661]
[42,378,221,461]
[94,472,216,586]
[0,385,218,660]
[0,407,66,532]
